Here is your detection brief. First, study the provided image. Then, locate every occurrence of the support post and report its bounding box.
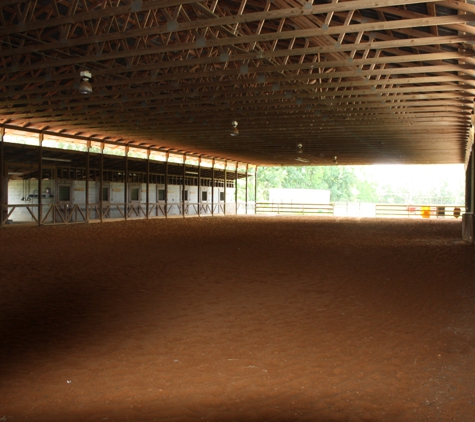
[38,133,43,226]
[146,149,150,219]
[224,160,227,215]
[235,162,238,215]
[198,156,201,217]
[165,152,169,218]
[182,154,186,218]
[124,145,129,221]
[254,166,258,214]
[100,143,104,223]
[0,126,4,228]
[463,148,475,243]
[470,145,475,214]
[471,150,474,214]
[211,159,215,216]
[245,164,249,215]
[85,140,90,222]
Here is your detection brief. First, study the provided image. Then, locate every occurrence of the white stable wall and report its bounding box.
[6,179,236,222]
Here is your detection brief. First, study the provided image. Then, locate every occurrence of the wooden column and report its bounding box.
[463,149,475,243]
[465,155,472,213]
[100,143,104,223]
[224,160,227,216]
[211,159,215,216]
[0,126,4,228]
[146,148,150,219]
[198,156,202,217]
[85,140,90,222]
[471,151,474,214]
[124,145,129,221]
[182,154,186,218]
[235,162,238,215]
[245,164,249,215]
[38,133,43,226]
[254,166,258,214]
[165,152,169,218]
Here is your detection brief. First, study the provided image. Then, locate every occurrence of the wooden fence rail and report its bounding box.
[256,202,465,218]
[256,202,334,215]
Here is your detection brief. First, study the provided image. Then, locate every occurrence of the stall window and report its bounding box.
[219,191,225,201]
[58,185,71,202]
[158,189,166,201]
[201,191,208,201]
[130,186,140,202]
[102,186,109,202]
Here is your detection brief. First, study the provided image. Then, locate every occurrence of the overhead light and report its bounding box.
[296,143,303,154]
[79,70,92,95]
[333,156,338,165]
[42,157,71,162]
[230,121,239,136]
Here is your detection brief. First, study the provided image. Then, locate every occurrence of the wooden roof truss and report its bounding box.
[1,0,475,165]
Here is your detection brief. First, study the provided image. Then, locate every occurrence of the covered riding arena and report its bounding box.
[1,1,475,421]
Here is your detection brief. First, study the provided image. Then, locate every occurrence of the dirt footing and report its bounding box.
[0,216,474,422]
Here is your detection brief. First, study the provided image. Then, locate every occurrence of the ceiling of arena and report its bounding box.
[2,0,475,166]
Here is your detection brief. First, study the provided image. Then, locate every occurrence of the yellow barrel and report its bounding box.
[421,206,431,218]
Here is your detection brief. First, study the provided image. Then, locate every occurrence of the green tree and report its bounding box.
[256,166,288,200]
[256,166,378,202]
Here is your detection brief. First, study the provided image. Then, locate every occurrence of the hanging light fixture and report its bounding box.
[296,143,303,154]
[79,70,93,95]
[230,121,239,136]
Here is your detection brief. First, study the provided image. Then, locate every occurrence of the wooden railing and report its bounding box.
[2,201,249,226]
[256,202,465,219]
[375,204,465,218]
[2,201,465,226]
[256,202,334,215]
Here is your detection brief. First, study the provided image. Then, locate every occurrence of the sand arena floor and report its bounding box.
[0,216,474,422]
